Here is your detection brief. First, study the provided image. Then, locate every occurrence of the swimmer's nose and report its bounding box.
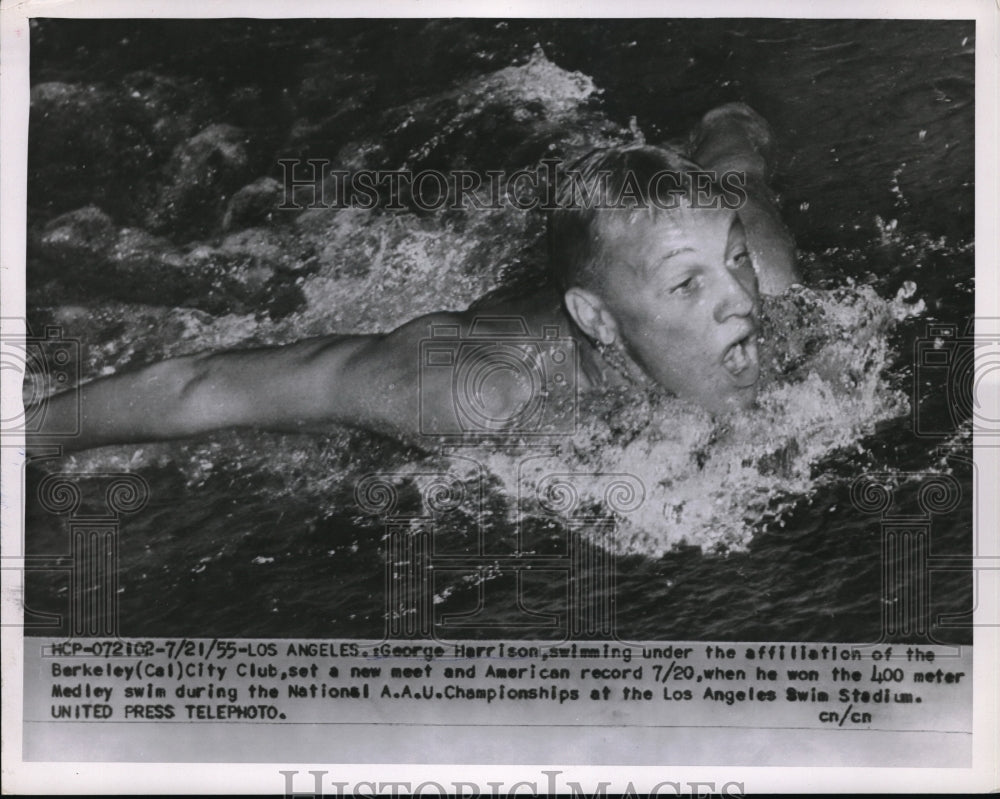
[713,267,756,323]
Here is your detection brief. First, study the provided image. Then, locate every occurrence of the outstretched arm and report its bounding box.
[27,305,553,453]
[28,308,472,452]
[30,333,372,452]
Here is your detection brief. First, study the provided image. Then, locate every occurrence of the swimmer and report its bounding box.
[26,103,799,452]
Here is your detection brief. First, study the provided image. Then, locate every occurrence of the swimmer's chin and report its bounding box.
[700,381,760,417]
[731,384,760,411]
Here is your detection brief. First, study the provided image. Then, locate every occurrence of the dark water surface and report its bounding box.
[25,18,974,642]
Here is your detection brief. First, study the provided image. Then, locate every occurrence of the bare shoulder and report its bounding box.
[409,290,579,439]
[359,285,570,356]
[461,282,569,336]
[336,289,579,439]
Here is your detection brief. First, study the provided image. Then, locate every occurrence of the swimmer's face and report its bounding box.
[598,207,761,413]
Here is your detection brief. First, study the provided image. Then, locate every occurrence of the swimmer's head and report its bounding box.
[548,145,760,414]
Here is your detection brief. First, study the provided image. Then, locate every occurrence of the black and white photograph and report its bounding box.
[2,0,996,792]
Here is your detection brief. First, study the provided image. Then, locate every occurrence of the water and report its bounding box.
[24,19,974,643]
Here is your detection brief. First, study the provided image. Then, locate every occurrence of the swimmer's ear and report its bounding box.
[564,287,619,346]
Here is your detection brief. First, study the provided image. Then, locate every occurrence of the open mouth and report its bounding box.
[721,331,760,386]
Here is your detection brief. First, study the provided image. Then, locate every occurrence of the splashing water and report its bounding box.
[23,22,974,641]
[52,281,923,559]
[434,283,921,556]
[36,48,935,560]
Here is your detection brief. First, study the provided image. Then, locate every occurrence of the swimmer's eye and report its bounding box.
[731,249,753,270]
[670,275,701,296]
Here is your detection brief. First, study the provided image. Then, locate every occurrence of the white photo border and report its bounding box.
[2,0,997,793]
